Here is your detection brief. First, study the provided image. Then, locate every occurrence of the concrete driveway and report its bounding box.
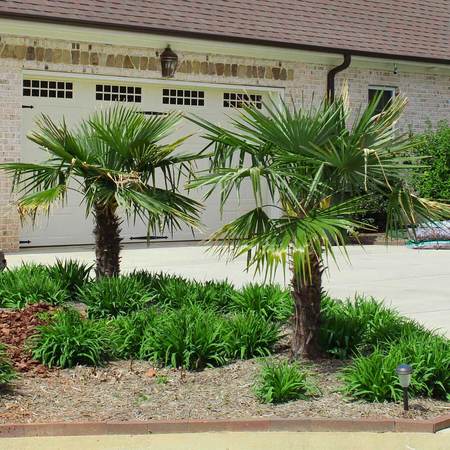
[6,242,450,336]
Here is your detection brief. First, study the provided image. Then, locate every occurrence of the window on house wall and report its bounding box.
[368,87,396,115]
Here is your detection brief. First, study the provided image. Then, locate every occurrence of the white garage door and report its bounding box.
[20,74,276,247]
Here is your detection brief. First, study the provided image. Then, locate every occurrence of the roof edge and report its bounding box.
[1,12,449,66]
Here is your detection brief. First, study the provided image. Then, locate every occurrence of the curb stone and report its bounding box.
[0,415,448,438]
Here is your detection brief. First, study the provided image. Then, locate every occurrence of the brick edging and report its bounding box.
[0,415,448,438]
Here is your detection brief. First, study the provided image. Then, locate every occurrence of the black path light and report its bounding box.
[160,46,178,78]
[396,364,412,411]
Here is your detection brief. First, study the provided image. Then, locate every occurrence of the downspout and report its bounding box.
[327,53,351,102]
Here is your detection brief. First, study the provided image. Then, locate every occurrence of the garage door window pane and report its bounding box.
[223,92,262,109]
[23,79,74,99]
[96,84,142,103]
[162,89,205,106]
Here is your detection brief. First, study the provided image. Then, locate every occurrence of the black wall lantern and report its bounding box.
[160,46,178,78]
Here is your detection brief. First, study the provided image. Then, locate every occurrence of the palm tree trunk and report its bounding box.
[291,252,323,359]
[94,203,122,278]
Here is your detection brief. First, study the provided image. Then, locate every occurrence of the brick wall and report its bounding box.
[337,67,450,133]
[0,33,449,250]
[0,58,21,251]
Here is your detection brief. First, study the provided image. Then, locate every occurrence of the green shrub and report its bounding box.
[130,270,189,293]
[412,121,450,201]
[139,304,227,370]
[0,263,69,308]
[225,311,280,360]
[31,309,111,368]
[342,332,450,402]
[132,271,237,312]
[319,296,407,358]
[230,283,292,321]
[352,194,389,232]
[80,276,153,318]
[144,274,198,310]
[194,280,237,312]
[107,310,156,359]
[0,344,16,385]
[254,360,319,404]
[47,259,92,297]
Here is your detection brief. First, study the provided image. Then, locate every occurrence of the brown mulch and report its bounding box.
[0,303,55,376]
[0,306,447,424]
[1,357,448,424]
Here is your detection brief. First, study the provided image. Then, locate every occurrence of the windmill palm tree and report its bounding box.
[189,93,449,359]
[1,105,202,277]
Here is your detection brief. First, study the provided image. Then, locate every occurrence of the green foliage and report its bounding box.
[225,311,280,360]
[342,332,450,402]
[412,121,450,201]
[254,360,319,404]
[130,271,237,312]
[107,310,155,359]
[130,270,189,294]
[188,94,449,286]
[31,309,111,368]
[156,374,169,385]
[0,263,69,308]
[139,304,227,370]
[0,343,17,385]
[230,283,292,321]
[352,194,389,232]
[194,279,237,313]
[47,259,93,297]
[80,276,153,318]
[319,296,411,359]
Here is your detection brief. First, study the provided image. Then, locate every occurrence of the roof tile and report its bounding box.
[0,0,448,61]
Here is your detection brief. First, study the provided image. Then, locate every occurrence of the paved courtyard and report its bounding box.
[6,242,450,336]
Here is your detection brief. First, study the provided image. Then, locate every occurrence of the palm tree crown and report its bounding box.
[2,105,202,276]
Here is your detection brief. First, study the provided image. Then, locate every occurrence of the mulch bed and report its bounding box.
[0,305,448,424]
[1,359,448,424]
[0,304,54,376]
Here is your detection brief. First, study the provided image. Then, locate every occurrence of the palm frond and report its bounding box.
[17,185,67,219]
[210,199,367,282]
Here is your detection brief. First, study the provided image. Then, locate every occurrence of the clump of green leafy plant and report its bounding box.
[147,274,198,310]
[107,310,156,359]
[47,259,93,298]
[139,304,227,370]
[130,271,189,293]
[342,331,450,402]
[319,296,408,358]
[31,309,111,368]
[0,263,69,308]
[194,279,237,312]
[225,311,280,360]
[156,374,169,385]
[79,276,153,318]
[254,360,319,404]
[0,344,17,385]
[412,120,450,201]
[230,283,292,322]
[130,271,237,312]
